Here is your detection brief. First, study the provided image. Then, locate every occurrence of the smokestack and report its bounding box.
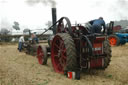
[52,8,57,35]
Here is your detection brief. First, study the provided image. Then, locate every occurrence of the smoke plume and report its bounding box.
[26,0,56,7]
[92,0,128,20]
[110,0,128,20]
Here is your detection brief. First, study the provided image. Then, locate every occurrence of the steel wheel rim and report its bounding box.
[51,35,67,74]
[108,37,117,46]
[37,46,44,64]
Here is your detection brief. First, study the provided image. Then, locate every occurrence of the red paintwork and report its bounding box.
[93,43,103,54]
[37,46,44,64]
[51,23,106,73]
[89,37,105,68]
[93,37,105,55]
[89,58,103,68]
[94,37,105,41]
[108,36,117,46]
[113,25,122,32]
[51,35,67,74]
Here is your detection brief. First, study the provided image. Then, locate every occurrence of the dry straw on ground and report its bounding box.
[0,44,128,85]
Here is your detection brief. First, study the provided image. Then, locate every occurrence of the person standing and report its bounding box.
[18,35,25,52]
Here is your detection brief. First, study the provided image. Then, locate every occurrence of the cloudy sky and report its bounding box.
[0,0,128,32]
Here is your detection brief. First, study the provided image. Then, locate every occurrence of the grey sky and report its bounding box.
[0,0,128,32]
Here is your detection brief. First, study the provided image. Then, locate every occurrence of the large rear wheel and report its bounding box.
[51,33,78,74]
[103,40,112,69]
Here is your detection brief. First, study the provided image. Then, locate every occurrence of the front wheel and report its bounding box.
[37,45,48,65]
[108,35,120,46]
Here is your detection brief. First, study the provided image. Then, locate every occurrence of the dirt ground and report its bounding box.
[0,43,128,85]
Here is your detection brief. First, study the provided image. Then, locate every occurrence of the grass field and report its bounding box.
[0,43,128,85]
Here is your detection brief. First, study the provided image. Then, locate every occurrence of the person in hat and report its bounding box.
[89,17,106,34]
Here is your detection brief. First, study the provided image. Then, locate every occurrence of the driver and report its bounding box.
[89,17,106,34]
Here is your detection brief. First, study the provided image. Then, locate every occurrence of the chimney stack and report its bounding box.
[52,8,57,35]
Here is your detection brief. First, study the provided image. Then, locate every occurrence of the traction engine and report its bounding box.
[37,17,112,74]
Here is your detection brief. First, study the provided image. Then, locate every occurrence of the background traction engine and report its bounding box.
[37,17,112,74]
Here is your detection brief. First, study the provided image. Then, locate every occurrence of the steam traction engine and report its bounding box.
[37,17,111,75]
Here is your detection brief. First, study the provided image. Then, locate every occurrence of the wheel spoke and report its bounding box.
[61,48,66,53]
[54,54,60,59]
[38,55,43,64]
[56,62,62,70]
[59,40,64,49]
[61,48,66,58]
[54,43,59,49]
[54,54,58,57]
[59,57,66,68]
[61,54,66,60]
[58,39,66,70]
[61,54,67,60]
[59,41,67,59]
[39,52,43,57]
